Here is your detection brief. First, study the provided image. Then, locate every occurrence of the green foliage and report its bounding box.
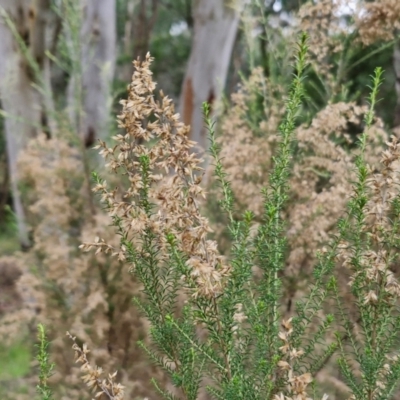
[91,34,328,399]
[346,41,397,125]
[3,0,400,398]
[0,205,19,254]
[330,67,400,399]
[0,339,31,380]
[36,324,54,400]
[89,33,400,399]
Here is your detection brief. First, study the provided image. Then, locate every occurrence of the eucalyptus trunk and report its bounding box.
[119,0,159,85]
[0,0,47,247]
[81,0,116,146]
[179,0,242,154]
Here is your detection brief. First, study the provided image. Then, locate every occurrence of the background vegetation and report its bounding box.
[1,0,400,399]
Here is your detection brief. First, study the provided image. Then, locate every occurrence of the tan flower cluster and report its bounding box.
[299,0,400,60]
[297,0,348,88]
[288,102,386,278]
[334,137,400,398]
[67,332,125,400]
[82,53,229,300]
[212,67,283,218]
[213,73,386,292]
[211,71,390,395]
[339,135,400,305]
[275,318,329,400]
[356,0,400,46]
[1,133,168,399]
[367,135,400,236]
[231,302,247,336]
[17,134,87,290]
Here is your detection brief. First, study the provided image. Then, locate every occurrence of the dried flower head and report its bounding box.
[356,0,400,46]
[67,332,125,400]
[82,53,230,300]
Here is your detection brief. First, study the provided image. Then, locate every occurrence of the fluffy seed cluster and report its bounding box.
[212,67,282,217]
[82,53,229,299]
[297,0,347,88]
[288,102,385,277]
[67,332,125,400]
[356,0,400,46]
[213,72,386,285]
[339,135,400,305]
[274,318,329,400]
[2,133,166,399]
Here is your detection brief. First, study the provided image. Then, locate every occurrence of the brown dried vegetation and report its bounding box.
[2,1,400,399]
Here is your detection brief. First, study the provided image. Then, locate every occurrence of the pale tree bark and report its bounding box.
[119,0,159,84]
[119,0,136,84]
[30,0,59,136]
[0,0,115,245]
[81,0,116,146]
[29,0,50,67]
[0,0,45,247]
[179,0,242,154]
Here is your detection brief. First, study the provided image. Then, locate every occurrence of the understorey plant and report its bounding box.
[78,33,400,399]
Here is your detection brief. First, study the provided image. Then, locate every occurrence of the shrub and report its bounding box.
[70,35,400,399]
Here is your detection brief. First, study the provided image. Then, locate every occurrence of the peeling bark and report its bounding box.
[179,0,242,153]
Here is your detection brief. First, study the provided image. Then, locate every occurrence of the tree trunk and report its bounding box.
[132,0,158,61]
[81,0,116,146]
[119,0,159,84]
[0,0,44,247]
[179,0,242,154]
